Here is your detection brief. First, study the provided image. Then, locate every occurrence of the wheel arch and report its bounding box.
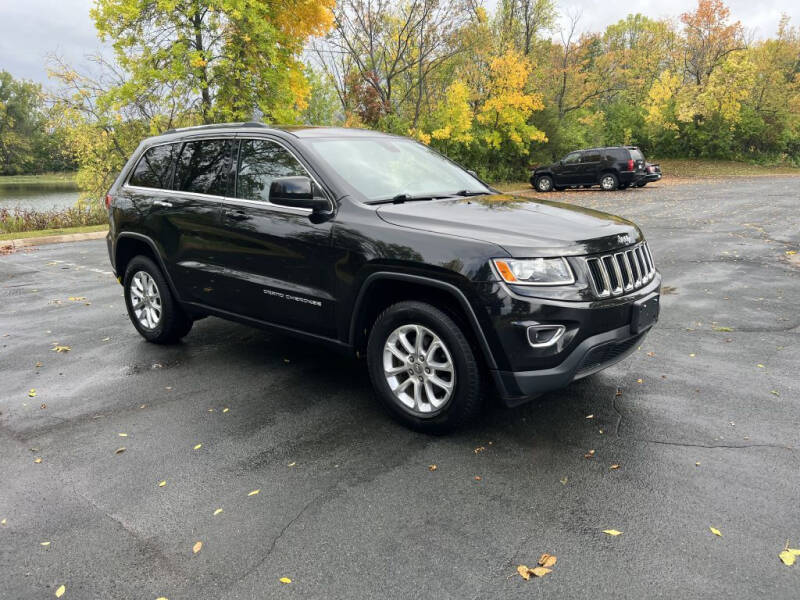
[115,232,182,301]
[348,272,498,370]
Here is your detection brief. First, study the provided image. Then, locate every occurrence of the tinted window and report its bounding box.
[174,139,231,196]
[629,148,644,161]
[583,152,602,162]
[610,148,628,160]
[128,144,178,189]
[563,152,581,164]
[236,139,308,203]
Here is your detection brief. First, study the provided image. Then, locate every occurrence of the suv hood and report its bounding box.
[376,194,642,257]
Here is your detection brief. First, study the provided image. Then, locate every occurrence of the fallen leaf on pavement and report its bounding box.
[213,508,223,516]
[222,407,229,413]
[28,389,36,397]
[158,480,166,487]
[474,446,486,454]
[101,337,110,342]
[248,489,260,496]
[517,565,532,580]
[710,526,722,537]
[428,464,437,471]
[1,518,6,525]
[560,477,568,485]
[474,476,482,481]
[118,433,127,437]
[35,362,42,368]
[52,345,71,353]
[287,462,296,467]
[779,550,796,566]
[539,553,557,568]
[585,414,594,419]
[40,541,51,546]
[636,378,643,384]
[115,447,126,454]
[55,584,66,598]
[530,567,551,577]
[34,457,43,464]
[279,577,292,584]
[192,541,202,554]
[193,444,202,450]
[757,364,765,368]
[603,529,623,536]
[609,464,620,470]
[584,449,595,459]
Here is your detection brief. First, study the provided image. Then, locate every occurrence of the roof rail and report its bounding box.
[162,121,270,135]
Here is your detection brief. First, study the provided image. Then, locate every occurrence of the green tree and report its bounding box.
[0,71,43,174]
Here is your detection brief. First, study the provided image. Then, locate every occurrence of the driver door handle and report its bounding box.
[225,209,249,221]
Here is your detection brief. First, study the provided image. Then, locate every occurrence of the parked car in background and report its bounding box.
[106,123,660,433]
[636,162,662,187]
[530,146,647,192]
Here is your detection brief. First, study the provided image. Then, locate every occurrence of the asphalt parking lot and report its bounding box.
[1,176,799,599]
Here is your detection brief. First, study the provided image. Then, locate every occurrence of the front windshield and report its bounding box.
[304,137,490,202]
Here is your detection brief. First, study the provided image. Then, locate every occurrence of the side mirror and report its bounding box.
[269,176,330,214]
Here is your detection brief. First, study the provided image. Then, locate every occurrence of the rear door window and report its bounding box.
[583,152,602,162]
[128,143,178,189]
[236,139,308,203]
[629,148,644,161]
[174,139,232,196]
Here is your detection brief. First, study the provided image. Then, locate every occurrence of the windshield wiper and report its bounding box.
[451,190,488,197]
[371,193,440,205]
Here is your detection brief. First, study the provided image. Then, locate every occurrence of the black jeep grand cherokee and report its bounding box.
[106,123,660,433]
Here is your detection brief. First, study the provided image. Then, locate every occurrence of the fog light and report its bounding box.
[527,325,566,347]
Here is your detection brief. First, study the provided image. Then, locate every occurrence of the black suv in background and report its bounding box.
[531,146,647,192]
[106,124,660,433]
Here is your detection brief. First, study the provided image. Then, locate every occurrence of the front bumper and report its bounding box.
[491,321,652,407]
[479,275,660,407]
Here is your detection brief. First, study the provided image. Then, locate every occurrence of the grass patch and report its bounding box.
[0,172,78,189]
[491,180,530,192]
[652,159,800,177]
[0,224,108,241]
[1,205,108,234]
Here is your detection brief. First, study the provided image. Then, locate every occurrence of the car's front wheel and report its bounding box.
[367,301,483,434]
[124,255,193,344]
[535,175,554,192]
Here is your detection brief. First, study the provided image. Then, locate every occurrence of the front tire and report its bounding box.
[534,175,554,192]
[366,301,483,434]
[124,256,193,344]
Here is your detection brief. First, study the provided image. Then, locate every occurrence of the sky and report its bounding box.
[1,0,798,88]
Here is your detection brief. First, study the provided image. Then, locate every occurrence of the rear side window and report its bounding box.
[236,139,308,203]
[583,152,602,162]
[128,144,178,189]
[174,139,232,196]
[629,148,644,161]
[609,148,628,161]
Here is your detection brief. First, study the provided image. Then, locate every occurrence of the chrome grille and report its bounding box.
[584,242,656,298]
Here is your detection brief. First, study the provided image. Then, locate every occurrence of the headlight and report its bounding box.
[493,257,574,286]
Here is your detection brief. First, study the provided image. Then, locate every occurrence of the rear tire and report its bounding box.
[124,256,193,344]
[366,301,483,434]
[534,175,554,192]
[600,173,618,191]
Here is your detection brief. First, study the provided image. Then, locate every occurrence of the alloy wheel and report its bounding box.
[129,271,162,329]
[382,324,455,416]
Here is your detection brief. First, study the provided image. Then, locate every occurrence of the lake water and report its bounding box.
[0,185,81,211]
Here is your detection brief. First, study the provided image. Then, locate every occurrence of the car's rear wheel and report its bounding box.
[367,301,483,434]
[600,173,618,191]
[124,256,193,344]
[535,175,554,192]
